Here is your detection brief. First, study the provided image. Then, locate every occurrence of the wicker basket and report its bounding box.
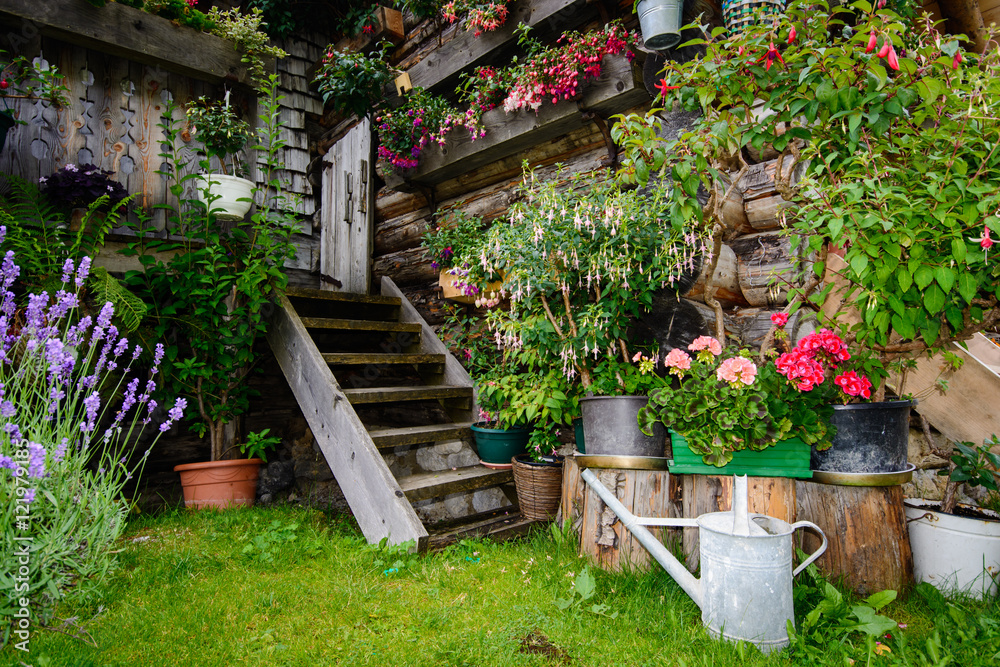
[722,0,784,37]
[512,455,564,521]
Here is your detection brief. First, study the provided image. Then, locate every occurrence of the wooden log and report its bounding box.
[745,194,795,231]
[571,462,682,572]
[737,156,809,202]
[373,246,437,286]
[795,481,913,596]
[731,231,809,307]
[937,0,988,53]
[681,475,797,572]
[682,243,749,307]
[713,173,754,236]
[731,308,818,350]
[374,208,431,255]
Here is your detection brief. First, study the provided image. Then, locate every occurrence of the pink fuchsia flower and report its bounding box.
[664,348,692,377]
[886,45,900,71]
[970,224,994,261]
[759,42,784,71]
[655,78,680,99]
[952,52,963,69]
[771,312,789,327]
[877,40,891,58]
[834,371,872,399]
[717,357,757,386]
[787,27,797,45]
[866,30,877,54]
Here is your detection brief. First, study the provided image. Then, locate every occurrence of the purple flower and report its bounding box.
[0,400,14,418]
[76,256,91,287]
[83,391,100,432]
[113,337,129,358]
[61,258,75,283]
[65,315,92,347]
[160,397,187,432]
[153,343,165,367]
[27,441,46,479]
[26,292,49,331]
[96,302,114,329]
[52,438,69,463]
[0,456,15,471]
[23,488,35,504]
[46,290,79,320]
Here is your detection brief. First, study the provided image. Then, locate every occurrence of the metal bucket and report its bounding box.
[579,395,667,457]
[637,0,684,51]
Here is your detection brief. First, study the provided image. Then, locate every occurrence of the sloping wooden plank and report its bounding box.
[342,385,473,404]
[383,53,645,189]
[891,333,1000,448]
[398,466,513,502]
[369,422,475,449]
[266,292,428,550]
[0,0,256,86]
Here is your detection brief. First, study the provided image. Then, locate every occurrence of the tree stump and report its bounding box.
[561,457,681,572]
[681,475,797,571]
[795,480,913,596]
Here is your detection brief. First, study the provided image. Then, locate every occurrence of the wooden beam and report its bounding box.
[0,0,261,87]
[387,0,593,99]
[384,53,647,189]
[937,0,988,53]
[266,292,429,550]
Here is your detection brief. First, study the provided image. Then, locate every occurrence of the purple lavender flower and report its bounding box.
[0,456,14,471]
[0,400,14,418]
[76,256,91,287]
[46,338,76,379]
[23,488,35,504]
[61,258,75,283]
[5,423,21,443]
[26,292,49,331]
[27,441,46,479]
[160,397,187,432]
[65,315,92,347]
[52,438,69,464]
[96,302,114,330]
[82,391,100,433]
[113,337,129,358]
[153,343,165,367]
[132,344,142,361]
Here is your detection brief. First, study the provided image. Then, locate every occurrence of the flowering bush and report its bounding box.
[0,230,184,628]
[422,208,483,271]
[313,43,395,119]
[38,163,128,210]
[457,65,515,124]
[441,0,510,36]
[484,168,700,393]
[374,87,480,170]
[639,328,872,466]
[503,23,636,113]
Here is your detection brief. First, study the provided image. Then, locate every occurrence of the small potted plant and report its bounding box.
[185,95,254,221]
[39,163,129,229]
[313,43,395,120]
[905,436,1000,598]
[174,428,282,509]
[422,209,500,304]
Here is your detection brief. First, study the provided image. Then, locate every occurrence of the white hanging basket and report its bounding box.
[196,173,254,221]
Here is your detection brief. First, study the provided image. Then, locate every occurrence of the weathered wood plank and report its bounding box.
[299,317,419,333]
[398,466,513,502]
[373,246,437,286]
[369,422,475,449]
[0,0,256,86]
[288,286,401,305]
[322,352,446,365]
[343,385,473,404]
[266,292,428,549]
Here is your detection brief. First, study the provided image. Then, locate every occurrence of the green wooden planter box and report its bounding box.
[668,430,813,479]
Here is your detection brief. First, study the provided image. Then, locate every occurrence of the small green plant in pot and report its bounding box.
[313,43,395,120]
[185,95,254,221]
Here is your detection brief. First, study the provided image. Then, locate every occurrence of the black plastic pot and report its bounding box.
[810,399,915,473]
[579,395,667,457]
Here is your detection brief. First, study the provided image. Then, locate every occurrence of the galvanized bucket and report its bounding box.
[637,0,684,51]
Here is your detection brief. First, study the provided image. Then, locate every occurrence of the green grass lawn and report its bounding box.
[4,505,999,666]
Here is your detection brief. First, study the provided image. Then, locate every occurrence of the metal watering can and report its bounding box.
[580,470,827,653]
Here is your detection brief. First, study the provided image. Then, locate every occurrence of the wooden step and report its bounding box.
[342,385,473,405]
[427,508,540,551]
[286,286,401,307]
[323,352,445,366]
[368,422,475,449]
[300,317,421,334]
[397,466,513,502]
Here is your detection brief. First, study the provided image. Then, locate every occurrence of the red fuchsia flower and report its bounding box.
[866,30,877,53]
[655,78,680,99]
[759,42,784,70]
[834,370,872,399]
[886,45,900,71]
[877,40,891,58]
[970,224,994,261]
[717,357,758,386]
[771,312,789,327]
[953,52,963,69]
[664,348,692,376]
[787,27,797,45]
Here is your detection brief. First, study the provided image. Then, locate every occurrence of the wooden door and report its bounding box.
[320,119,374,294]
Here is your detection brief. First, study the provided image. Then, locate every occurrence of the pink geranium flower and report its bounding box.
[717,357,757,386]
[689,336,722,355]
[664,348,692,376]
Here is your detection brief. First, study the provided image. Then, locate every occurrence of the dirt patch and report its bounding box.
[518,630,572,665]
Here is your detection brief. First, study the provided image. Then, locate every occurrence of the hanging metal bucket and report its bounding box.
[637,0,684,51]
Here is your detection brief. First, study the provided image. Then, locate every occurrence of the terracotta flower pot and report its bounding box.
[174,458,263,509]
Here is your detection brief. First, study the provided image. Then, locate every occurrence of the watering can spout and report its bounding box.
[580,468,703,608]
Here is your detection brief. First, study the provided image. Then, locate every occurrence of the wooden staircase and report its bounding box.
[266,277,532,551]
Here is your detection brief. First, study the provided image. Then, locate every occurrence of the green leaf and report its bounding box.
[574,568,596,601]
[951,237,967,265]
[864,589,897,610]
[957,273,977,305]
[849,253,869,276]
[852,605,898,638]
[914,265,934,290]
[896,267,912,292]
[934,266,956,293]
[924,284,946,315]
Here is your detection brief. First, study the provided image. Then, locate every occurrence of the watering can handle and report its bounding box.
[790,520,828,577]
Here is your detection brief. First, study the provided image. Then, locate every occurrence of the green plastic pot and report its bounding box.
[668,430,813,479]
[470,422,530,467]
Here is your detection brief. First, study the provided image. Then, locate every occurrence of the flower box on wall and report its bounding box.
[333,6,405,53]
[669,430,813,479]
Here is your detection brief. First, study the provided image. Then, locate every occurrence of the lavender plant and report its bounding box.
[0,229,184,633]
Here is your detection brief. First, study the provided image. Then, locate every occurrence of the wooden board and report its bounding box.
[796,480,913,596]
[891,333,1000,448]
[564,458,682,572]
[321,119,374,293]
[681,475,796,572]
[266,292,429,550]
[0,0,255,86]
